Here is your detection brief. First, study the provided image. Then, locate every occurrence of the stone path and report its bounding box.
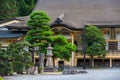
[4,68,120,80]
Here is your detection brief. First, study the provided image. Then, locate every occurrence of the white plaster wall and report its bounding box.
[116,34,120,39]
[0,41,10,46]
[106,42,108,50]
[104,34,110,40]
[118,42,120,50]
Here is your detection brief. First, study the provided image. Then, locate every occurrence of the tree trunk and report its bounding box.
[90,55,94,68]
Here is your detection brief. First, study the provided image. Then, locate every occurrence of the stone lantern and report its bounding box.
[46,43,53,68]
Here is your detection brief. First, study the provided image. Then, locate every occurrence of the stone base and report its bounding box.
[27,66,38,75]
[44,67,55,72]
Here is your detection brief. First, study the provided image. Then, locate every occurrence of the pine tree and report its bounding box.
[85,25,106,67]
[25,11,53,53]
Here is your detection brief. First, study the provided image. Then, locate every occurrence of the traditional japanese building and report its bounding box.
[1,0,120,68]
[0,17,30,47]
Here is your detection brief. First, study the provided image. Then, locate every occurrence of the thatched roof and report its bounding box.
[34,0,120,28]
[3,16,30,31]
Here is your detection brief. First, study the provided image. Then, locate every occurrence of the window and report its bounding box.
[108,42,118,50]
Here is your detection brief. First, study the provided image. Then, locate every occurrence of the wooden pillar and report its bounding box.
[74,58,78,66]
[110,59,112,67]
[110,28,116,39]
[71,32,74,66]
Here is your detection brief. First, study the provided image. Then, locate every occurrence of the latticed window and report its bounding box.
[108,42,118,50]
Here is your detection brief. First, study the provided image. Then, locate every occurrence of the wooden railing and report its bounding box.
[75,50,120,56]
[106,50,120,56]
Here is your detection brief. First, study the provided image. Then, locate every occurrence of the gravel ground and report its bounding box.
[4,68,120,80]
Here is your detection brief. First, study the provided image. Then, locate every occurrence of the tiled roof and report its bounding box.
[34,0,120,28]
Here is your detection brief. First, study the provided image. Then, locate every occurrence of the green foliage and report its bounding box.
[85,25,106,57]
[0,0,36,21]
[7,42,33,74]
[13,61,24,74]
[0,0,18,21]
[52,35,68,45]
[52,35,76,61]
[38,67,43,73]
[27,11,51,27]
[25,11,53,53]
[0,77,3,80]
[0,40,32,75]
[84,25,106,67]
[25,11,76,67]
[0,45,13,76]
[16,0,36,16]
